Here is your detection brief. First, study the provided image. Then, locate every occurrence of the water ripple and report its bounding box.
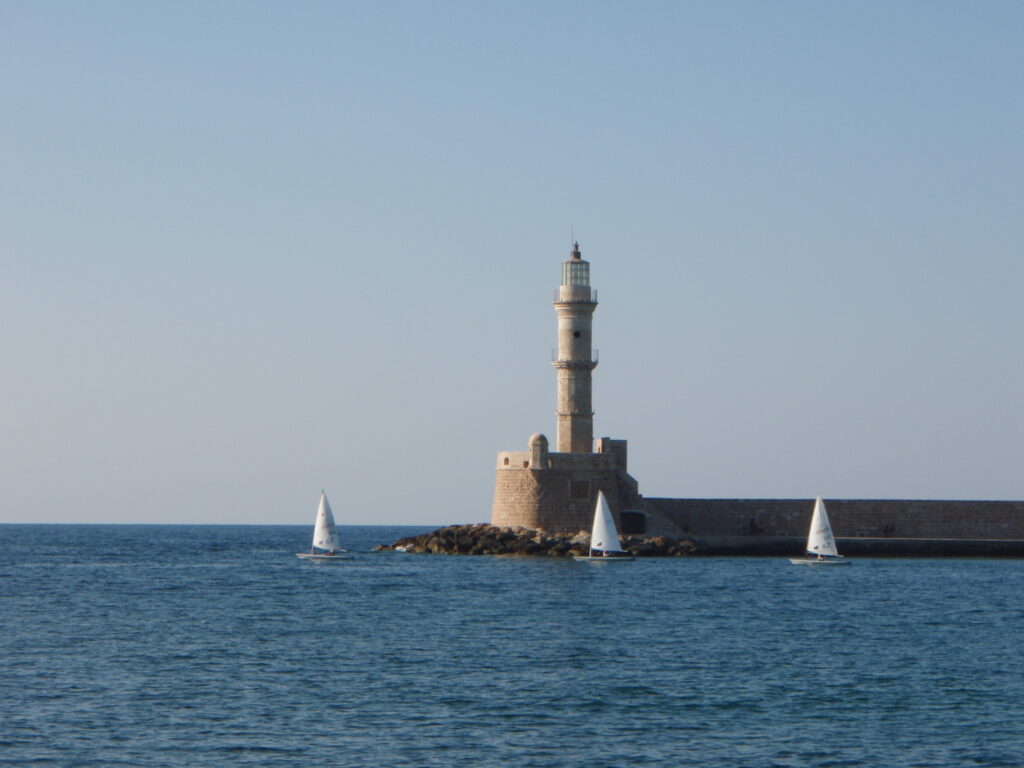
[2,526,1024,766]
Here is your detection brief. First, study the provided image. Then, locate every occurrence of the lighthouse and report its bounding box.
[553,242,598,453]
[492,242,644,533]
[487,241,1015,548]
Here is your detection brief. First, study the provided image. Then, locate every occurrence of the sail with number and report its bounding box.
[806,495,839,557]
[311,491,340,552]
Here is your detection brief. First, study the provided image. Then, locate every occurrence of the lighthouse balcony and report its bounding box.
[551,349,598,365]
[553,287,597,304]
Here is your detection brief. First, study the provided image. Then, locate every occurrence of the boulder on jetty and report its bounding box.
[375,523,697,557]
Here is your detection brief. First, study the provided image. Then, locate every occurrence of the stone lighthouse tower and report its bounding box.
[554,242,598,453]
[491,242,646,533]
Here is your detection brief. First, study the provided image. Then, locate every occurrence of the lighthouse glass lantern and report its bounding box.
[562,242,590,287]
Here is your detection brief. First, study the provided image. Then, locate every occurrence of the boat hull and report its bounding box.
[573,554,635,562]
[788,557,850,566]
[296,553,352,561]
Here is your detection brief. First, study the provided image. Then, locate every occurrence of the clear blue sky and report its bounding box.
[2,1,1021,524]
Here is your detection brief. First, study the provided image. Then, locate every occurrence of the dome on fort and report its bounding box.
[528,433,548,447]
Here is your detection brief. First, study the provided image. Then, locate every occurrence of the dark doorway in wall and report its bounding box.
[619,510,646,535]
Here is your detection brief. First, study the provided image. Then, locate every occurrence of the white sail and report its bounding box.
[589,491,623,553]
[311,491,341,552]
[806,495,839,557]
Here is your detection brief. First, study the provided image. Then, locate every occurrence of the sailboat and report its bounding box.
[789,495,850,565]
[573,491,635,562]
[296,491,351,561]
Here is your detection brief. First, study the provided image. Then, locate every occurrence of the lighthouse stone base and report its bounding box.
[491,434,681,537]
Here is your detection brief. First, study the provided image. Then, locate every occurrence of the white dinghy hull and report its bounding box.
[296,552,352,561]
[573,554,635,562]
[788,556,850,566]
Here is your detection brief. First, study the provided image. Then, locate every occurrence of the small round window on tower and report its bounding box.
[573,331,581,338]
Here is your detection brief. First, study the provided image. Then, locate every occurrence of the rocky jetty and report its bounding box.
[375,523,697,557]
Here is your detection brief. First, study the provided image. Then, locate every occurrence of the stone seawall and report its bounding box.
[378,525,1024,557]
[396,499,1024,557]
[689,535,1024,557]
[647,499,1024,540]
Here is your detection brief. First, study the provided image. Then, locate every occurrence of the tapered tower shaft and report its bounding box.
[553,242,598,453]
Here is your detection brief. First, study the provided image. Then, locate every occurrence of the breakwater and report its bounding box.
[650,498,1024,539]
[376,523,696,557]
[689,535,1024,557]
[378,524,1024,557]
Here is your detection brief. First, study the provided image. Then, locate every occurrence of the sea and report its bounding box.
[2,524,1022,767]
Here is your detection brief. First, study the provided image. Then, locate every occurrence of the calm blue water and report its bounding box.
[2,525,1022,767]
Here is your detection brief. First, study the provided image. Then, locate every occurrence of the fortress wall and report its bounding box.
[491,467,544,529]
[646,498,1024,539]
[595,438,628,471]
[496,451,534,470]
[548,452,617,471]
[491,468,605,531]
[492,467,625,532]
[494,451,617,472]
[492,448,642,532]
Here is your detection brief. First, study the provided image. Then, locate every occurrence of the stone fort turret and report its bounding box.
[491,243,650,534]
